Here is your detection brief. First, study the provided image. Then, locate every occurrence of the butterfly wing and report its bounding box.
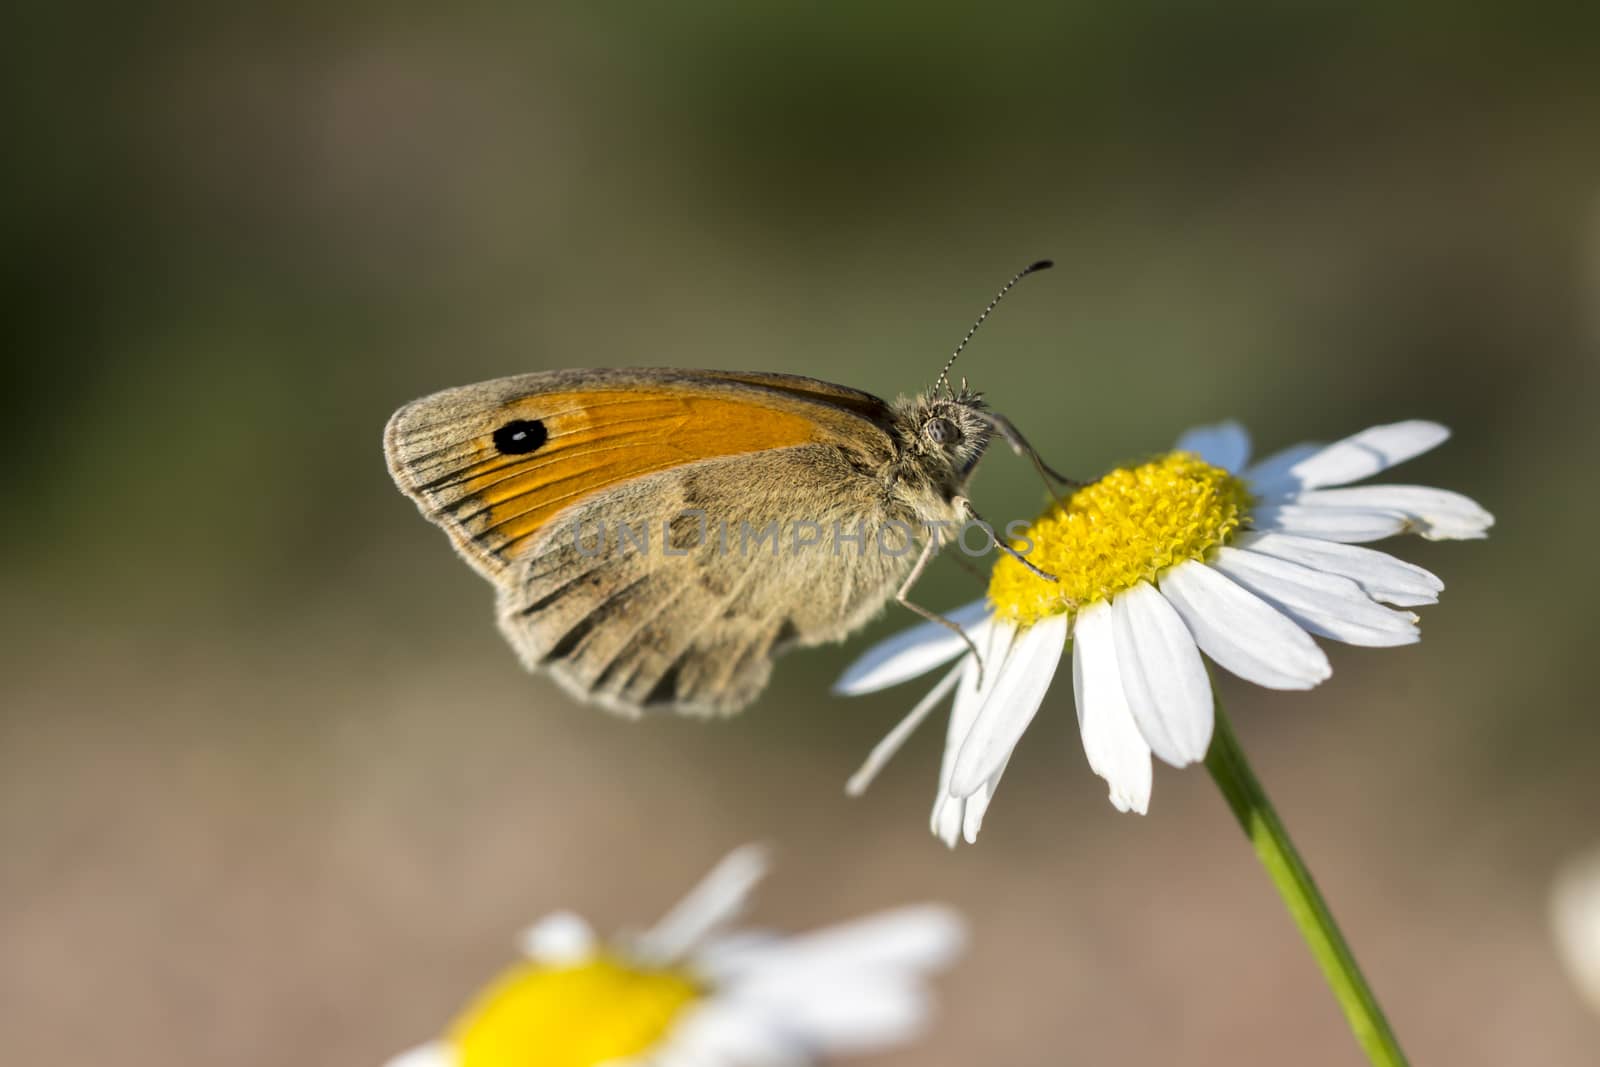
[384,368,911,715]
[385,368,896,579]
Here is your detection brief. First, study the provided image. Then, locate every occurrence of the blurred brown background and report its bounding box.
[4,4,1599,1064]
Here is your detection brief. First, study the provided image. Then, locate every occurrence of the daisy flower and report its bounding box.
[385,846,965,1067]
[836,420,1493,843]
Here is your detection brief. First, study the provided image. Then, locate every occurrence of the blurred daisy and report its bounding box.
[385,846,965,1067]
[837,420,1492,843]
[1551,846,1600,1015]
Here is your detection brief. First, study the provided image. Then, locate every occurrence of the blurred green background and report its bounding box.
[5,3,1599,1064]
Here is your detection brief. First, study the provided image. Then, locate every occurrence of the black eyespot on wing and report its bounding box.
[493,418,548,455]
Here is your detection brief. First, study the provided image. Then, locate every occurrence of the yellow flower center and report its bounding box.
[988,452,1252,627]
[448,955,702,1067]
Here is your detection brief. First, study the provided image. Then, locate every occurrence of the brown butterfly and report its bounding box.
[384,262,1064,716]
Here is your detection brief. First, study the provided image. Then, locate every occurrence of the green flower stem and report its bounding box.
[1204,697,1409,1067]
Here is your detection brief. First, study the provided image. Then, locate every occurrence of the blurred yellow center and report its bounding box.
[448,956,701,1067]
[988,452,1251,626]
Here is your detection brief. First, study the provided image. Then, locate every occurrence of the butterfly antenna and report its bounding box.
[934,259,1054,397]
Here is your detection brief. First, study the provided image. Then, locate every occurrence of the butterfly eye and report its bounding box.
[925,417,958,446]
[493,418,548,455]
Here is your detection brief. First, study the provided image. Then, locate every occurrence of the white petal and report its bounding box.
[1232,531,1443,606]
[716,979,933,1054]
[692,913,960,1055]
[662,1003,805,1066]
[949,614,1068,798]
[932,786,982,849]
[931,645,998,847]
[931,787,964,849]
[1289,486,1494,541]
[846,663,963,796]
[384,1043,455,1067]
[1261,420,1451,492]
[517,911,595,964]
[1242,442,1324,497]
[1251,502,1411,543]
[1174,421,1252,472]
[638,845,769,963]
[1108,581,1214,766]
[1551,847,1600,1015]
[1211,547,1419,647]
[1158,561,1331,690]
[962,759,1009,844]
[694,930,785,976]
[1071,602,1153,814]
[710,906,965,982]
[832,601,991,695]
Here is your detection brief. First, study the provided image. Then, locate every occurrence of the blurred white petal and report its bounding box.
[711,906,966,984]
[384,1043,455,1067]
[1552,846,1600,1016]
[637,845,769,963]
[517,911,595,964]
[716,981,933,1054]
[694,929,785,976]
[662,1004,807,1067]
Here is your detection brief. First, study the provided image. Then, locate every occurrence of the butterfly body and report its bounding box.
[385,368,995,716]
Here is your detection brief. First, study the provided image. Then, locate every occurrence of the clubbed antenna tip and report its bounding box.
[934,260,1054,396]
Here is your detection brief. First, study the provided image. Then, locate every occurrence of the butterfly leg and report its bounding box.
[983,411,1084,498]
[955,496,1059,584]
[894,534,985,683]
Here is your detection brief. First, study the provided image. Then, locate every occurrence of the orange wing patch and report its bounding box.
[390,388,831,575]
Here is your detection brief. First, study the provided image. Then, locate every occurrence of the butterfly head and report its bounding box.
[908,258,1050,486]
[900,384,992,480]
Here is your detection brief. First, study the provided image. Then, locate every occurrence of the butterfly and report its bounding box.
[384,262,1064,716]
